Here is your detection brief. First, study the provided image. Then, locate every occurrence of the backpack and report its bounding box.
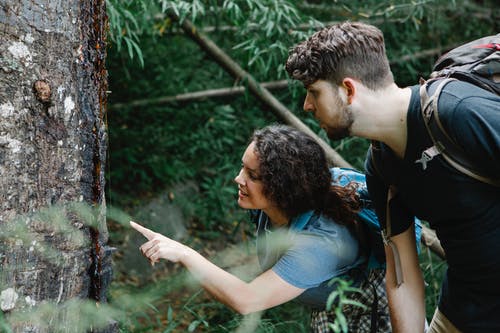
[330,167,422,270]
[418,34,500,187]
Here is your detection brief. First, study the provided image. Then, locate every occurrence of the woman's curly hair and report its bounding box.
[251,124,360,230]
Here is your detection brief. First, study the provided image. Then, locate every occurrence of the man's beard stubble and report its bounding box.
[325,126,350,141]
[324,105,354,141]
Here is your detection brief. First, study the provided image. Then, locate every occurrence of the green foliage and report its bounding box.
[106,28,276,228]
[325,278,367,333]
[419,242,448,320]
[107,0,152,66]
[223,0,322,79]
[375,0,498,85]
[159,0,206,23]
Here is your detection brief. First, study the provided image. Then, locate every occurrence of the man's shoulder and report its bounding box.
[438,80,500,107]
[436,80,499,135]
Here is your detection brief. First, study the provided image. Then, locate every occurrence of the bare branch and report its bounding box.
[169,11,352,169]
[109,80,289,110]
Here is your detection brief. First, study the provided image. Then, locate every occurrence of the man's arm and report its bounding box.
[364,148,426,332]
[385,224,425,333]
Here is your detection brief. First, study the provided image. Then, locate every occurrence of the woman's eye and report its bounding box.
[249,172,262,181]
[240,163,260,181]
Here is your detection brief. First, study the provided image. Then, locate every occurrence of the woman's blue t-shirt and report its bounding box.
[252,210,363,309]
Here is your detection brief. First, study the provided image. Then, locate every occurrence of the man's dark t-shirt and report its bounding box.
[365,80,500,333]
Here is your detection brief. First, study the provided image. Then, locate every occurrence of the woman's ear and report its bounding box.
[341,78,356,105]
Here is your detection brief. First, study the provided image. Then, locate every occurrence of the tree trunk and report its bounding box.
[0,1,116,332]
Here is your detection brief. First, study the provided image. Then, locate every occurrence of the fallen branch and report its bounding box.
[109,80,289,110]
[169,12,352,169]
[392,45,453,64]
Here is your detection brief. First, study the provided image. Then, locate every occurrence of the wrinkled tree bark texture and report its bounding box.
[0,1,115,332]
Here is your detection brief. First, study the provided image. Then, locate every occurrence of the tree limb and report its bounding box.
[109,80,289,110]
[169,12,352,169]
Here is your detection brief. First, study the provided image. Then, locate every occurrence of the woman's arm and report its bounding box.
[130,221,304,314]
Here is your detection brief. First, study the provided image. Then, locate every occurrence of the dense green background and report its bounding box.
[104,1,498,332]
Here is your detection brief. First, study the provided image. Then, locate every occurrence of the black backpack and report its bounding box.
[417,34,500,186]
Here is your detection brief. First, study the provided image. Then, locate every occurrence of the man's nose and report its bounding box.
[303,95,314,113]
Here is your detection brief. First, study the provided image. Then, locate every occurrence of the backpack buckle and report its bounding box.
[415,146,442,170]
[381,229,390,245]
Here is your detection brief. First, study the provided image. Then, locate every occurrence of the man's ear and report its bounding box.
[341,78,356,105]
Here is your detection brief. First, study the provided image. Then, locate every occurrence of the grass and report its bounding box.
[419,243,447,321]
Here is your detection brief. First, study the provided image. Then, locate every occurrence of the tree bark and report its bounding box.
[0,1,116,332]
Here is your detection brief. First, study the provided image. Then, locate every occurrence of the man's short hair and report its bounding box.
[286,21,394,90]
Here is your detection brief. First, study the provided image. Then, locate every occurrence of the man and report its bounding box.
[285,21,500,333]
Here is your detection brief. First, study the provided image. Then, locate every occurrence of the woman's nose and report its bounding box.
[234,169,245,185]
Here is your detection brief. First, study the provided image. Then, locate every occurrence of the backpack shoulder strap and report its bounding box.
[369,141,384,180]
[368,142,405,286]
[381,185,404,286]
[418,79,500,186]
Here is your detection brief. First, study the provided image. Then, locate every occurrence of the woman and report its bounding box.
[131,124,390,332]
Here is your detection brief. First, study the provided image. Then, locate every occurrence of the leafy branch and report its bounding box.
[326,278,368,333]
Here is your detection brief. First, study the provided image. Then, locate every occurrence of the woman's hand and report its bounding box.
[130,221,190,265]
